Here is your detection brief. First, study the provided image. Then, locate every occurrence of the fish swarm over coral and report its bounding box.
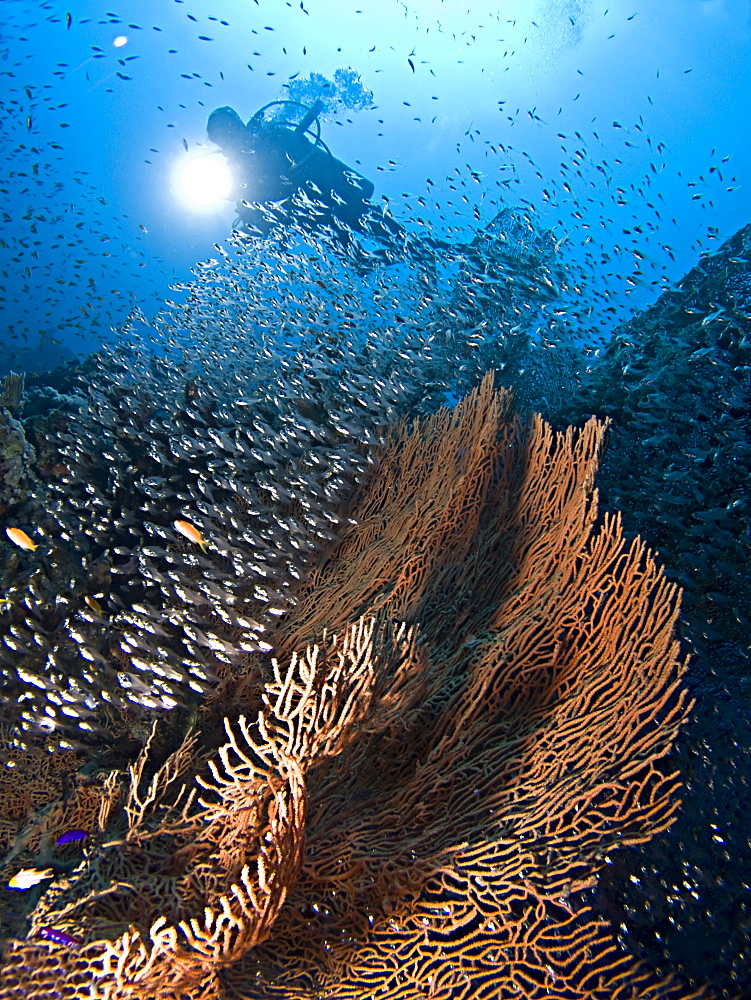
[0,374,701,999]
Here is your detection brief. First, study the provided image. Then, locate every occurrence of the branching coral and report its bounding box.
[0,376,705,999]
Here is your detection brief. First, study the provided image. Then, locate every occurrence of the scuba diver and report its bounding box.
[207,101,441,270]
[206,99,565,294]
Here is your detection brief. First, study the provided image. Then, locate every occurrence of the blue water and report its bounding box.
[1,0,749,374]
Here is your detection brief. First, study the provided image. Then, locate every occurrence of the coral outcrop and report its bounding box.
[0,373,38,518]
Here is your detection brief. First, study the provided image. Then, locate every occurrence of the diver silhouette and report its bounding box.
[207,101,440,270]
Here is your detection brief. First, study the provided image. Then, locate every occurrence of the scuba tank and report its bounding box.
[248,98,374,204]
[294,99,325,135]
[248,99,325,154]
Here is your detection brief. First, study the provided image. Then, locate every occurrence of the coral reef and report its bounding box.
[546,223,751,993]
[0,377,702,999]
[0,373,39,518]
[558,223,751,654]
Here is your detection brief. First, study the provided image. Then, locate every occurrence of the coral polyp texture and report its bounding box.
[0,375,701,998]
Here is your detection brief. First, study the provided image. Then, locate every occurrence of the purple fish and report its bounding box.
[39,926,81,947]
[55,829,88,846]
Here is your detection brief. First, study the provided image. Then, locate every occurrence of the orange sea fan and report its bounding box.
[0,374,707,999]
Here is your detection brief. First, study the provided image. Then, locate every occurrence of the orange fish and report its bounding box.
[173,519,208,552]
[84,595,104,616]
[6,527,39,551]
